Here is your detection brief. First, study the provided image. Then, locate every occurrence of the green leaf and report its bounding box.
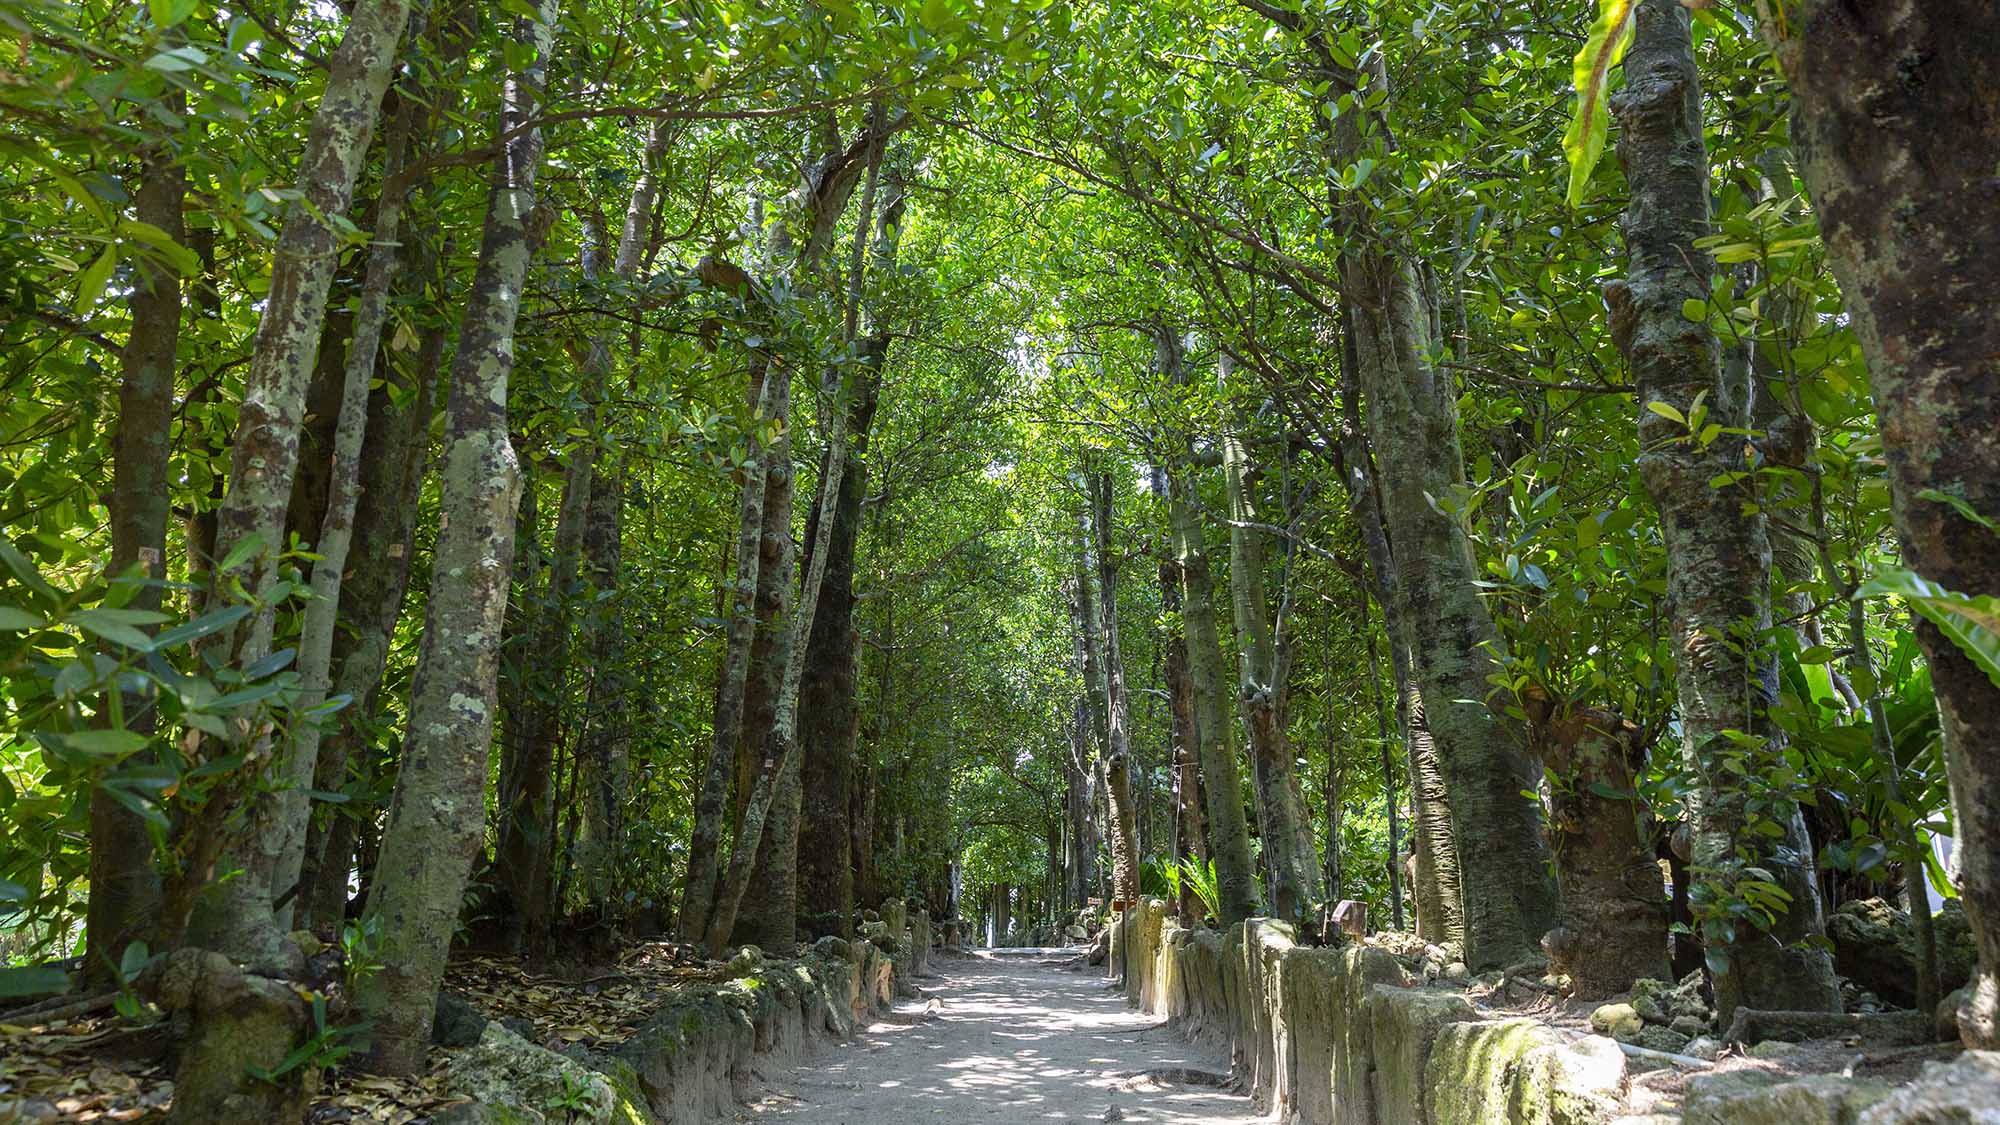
[148,0,198,28]
[1561,0,1635,207]
[68,609,156,651]
[1644,400,1686,426]
[59,729,150,757]
[1857,569,2000,691]
[151,604,250,649]
[218,532,266,574]
[0,965,71,999]
[74,244,117,313]
[0,606,44,630]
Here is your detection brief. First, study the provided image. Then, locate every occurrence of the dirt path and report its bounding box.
[746,950,1262,1123]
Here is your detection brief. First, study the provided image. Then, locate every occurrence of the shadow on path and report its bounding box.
[747,949,1261,1123]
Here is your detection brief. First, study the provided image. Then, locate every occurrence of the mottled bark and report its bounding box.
[1613,0,1837,1018]
[190,0,414,973]
[352,2,549,1072]
[1086,471,1143,907]
[1758,0,2000,1047]
[88,124,182,983]
[677,363,779,944]
[574,460,629,910]
[1160,338,1258,926]
[1219,364,1321,923]
[298,310,438,936]
[1158,552,1207,924]
[798,176,906,936]
[273,102,419,931]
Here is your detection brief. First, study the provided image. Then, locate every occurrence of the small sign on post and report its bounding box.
[1332,899,1368,939]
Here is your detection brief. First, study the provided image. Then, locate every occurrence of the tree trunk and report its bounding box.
[799,177,906,937]
[188,0,413,974]
[352,1,549,1071]
[676,361,777,944]
[88,119,182,984]
[1158,552,1207,923]
[1529,700,1670,998]
[1160,339,1258,927]
[1219,362,1321,923]
[298,310,439,935]
[1087,470,1143,907]
[273,100,419,931]
[1758,0,2000,1048]
[574,459,629,914]
[1613,0,1838,1019]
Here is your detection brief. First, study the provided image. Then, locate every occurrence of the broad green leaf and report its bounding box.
[1858,569,2000,691]
[1644,400,1686,425]
[1561,0,1635,207]
[0,606,44,630]
[58,729,150,757]
[74,244,117,313]
[151,603,250,649]
[0,965,71,998]
[68,609,156,651]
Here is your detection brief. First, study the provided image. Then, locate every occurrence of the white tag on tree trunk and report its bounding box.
[388,543,405,559]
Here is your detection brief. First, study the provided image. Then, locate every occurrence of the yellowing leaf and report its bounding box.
[1562,0,1636,207]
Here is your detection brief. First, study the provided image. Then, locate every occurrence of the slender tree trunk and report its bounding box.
[353,1,550,1071]
[299,310,439,935]
[1084,473,1142,907]
[188,0,414,974]
[1219,362,1320,923]
[678,362,778,943]
[1160,341,1258,926]
[273,101,419,930]
[1158,552,1206,923]
[1613,0,1837,1018]
[574,460,629,915]
[88,120,182,983]
[799,178,906,937]
[1758,0,2000,1047]
[1362,592,1403,931]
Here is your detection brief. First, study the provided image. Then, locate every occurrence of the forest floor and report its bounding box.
[743,949,1262,1123]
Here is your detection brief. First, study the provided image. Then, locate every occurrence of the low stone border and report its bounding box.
[1107,897,2000,1125]
[436,908,930,1124]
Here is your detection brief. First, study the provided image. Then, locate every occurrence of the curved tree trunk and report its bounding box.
[188,0,414,974]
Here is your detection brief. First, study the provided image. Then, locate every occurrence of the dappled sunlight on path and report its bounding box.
[748,950,1262,1122]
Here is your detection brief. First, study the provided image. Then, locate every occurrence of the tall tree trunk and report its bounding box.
[1087,470,1142,907]
[1158,552,1206,923]
[1219,362,1321,923]
[678,362,779,943]
[704,116,898,956]
[352,0,550,1072]
[1758,0,2000,1048]
[299,309,439,935]
[273,99,419,931]
[574,460,629,915]
[88,118,183,984]
[798,176,906,937]
[1337,349,1453,941]
[1613,0,1838,1019]
[188,0,414,973]
[1160,337,1259,926]
[1362,592,1403,931]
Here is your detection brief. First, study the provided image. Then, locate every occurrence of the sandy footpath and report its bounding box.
[743,949,1263,1123]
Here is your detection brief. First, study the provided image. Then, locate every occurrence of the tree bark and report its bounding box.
[1219,362,1321,923]
[298,308,439,936]
[352,0,550,1072]
[1158,552,1207,924]
[677,362,778,944]
[188,0,414,974]
[1087,470,1143,907]
[1757,0,2000,1048]
[1160,334,1259,927]
[1613,0,1838,1019]
[272,99,419,931]
[88,118,183,984]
